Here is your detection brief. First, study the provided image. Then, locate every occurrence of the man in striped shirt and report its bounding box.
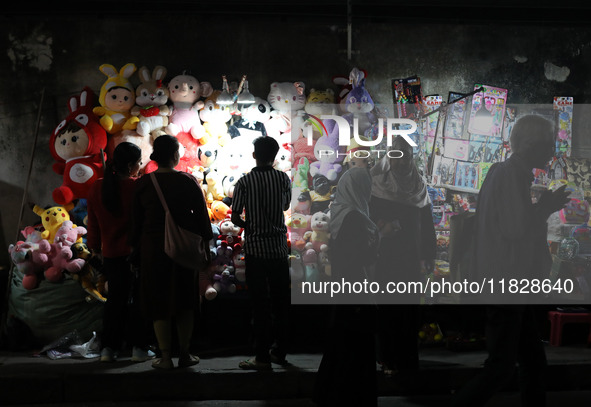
[231,136,291,370]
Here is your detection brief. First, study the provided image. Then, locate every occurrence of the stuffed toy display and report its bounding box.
[228,97,271,140]
[273,142,292,174]
[213,134,257,177]
[204,169,226,205]
[50,88,108,205]
[289,252,304,282]
[233,249,246,283]
[166,72,213,142]
[265,81,306,143]
[302,247,319,282]
[221,171,244,206]
[304,88,337,117]
[209,200,231,223]
[199,90,232,146]
[309,174,335,214]
[32,202,76,243]
[287,212,311,253]
[36,221,87,283]
[93,63,139,134]
[304,211,330,253]
[131,66,171,139]
[213,264,237,294]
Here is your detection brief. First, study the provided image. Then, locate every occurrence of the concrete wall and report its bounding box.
[1,9,591,257]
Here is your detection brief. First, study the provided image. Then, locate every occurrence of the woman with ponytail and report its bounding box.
[87,142,155,363]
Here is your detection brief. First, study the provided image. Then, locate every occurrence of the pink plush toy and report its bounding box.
[50,88,107,205]
[41,221,87,283]
[9,227,46,290]
[166,72,213,142]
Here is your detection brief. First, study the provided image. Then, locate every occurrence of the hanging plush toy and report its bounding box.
[199,90,232,146]
[50,88,107,205]
[93,63,139,134]
[310,118,344,182]
[343,67,377,139]
[131,66,171,140]
[166,72,213,142]
[265,81,307,143]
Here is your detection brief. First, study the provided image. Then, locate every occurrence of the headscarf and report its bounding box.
[370,136,430,208]
[330,167,379,240]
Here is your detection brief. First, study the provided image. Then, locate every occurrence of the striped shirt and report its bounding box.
[231,165,291,259]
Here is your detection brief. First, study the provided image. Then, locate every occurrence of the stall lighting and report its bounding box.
[237,79,255,105]
[217,75,234,106]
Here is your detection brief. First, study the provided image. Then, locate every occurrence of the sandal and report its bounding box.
[151,358,174,370]
[238,358,272,371]
[178,354,200,368]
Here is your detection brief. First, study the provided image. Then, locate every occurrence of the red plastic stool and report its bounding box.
[548,311,591,346]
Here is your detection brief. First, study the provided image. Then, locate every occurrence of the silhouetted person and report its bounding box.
[451,115,570,406]
[231,136,291,370]
[129,135,212,370]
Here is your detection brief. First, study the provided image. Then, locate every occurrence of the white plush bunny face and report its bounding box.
[267,82,306,114]
[135,65,169,107]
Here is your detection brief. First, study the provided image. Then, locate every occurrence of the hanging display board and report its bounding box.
[554,96,573,158]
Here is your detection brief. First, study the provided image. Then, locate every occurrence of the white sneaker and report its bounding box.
[131,347,156,362]
[100,347,117,362]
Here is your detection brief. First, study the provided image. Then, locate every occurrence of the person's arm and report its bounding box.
[231,181,246,229]
[85,185,101,254]
[282,172,291,212]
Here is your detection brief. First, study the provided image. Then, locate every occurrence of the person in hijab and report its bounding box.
[313,167,380,407]
[369,135,437,378]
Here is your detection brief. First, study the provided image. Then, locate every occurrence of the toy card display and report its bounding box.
[444,92,470,140]
[553,97,573,158]
[478,162,493,189]
[455,161,479,189]
[443,139,470,161]
[392,76,423,120]
[467,134,487,162]
[432,155,456,186]
[422,95,443,156]
[467,84,508,137]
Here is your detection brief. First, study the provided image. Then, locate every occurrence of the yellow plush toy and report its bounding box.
[93,63,140,134]
[32,202,76,243]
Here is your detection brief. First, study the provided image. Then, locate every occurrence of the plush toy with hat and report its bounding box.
[343,67,377,139]
[166,72,213,142]
[131,66,171,140]
[50,88,108,205]
[93,63,139,134]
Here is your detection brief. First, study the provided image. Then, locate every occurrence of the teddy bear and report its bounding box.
[228,96,271,140]
[199,90,233,147]
[32,202,76,243]
[70,242,106,302]
[40,221,87,283]
[217,217,243,254]
[204,168,226,205]
[213,264,237,294]
[50,88,108,205]
[93,63,139,134]
[304,211,330,253]
[265,82,307,144]
[310,118,344,182]
[131,66,171,140]
[287,212,311,253]
[166,72,213,143]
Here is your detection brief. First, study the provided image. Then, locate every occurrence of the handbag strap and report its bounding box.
[150,173,170,213]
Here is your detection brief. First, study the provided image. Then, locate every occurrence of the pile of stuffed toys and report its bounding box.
[8,63,382,300]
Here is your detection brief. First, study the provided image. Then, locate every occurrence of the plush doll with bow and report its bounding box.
[93,63,139,134]
[131,66,171,139]
[50,89,107,206]
[265,82,307,143]
[166,72,213,142]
